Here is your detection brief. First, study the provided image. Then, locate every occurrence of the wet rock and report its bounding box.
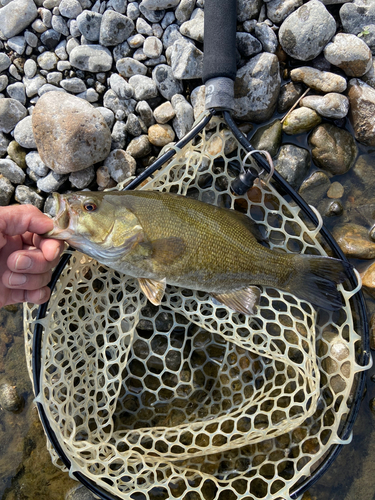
[0,99,27,134]
[248,119,282,158]
[282,107,321,135]
[0,0,38,39]
[32,91,111,174]
[347,78,375,147]
[0,159,26,184]
[324,33,372,77]
[69,44,113,72]
[309,124,358,176]
[279,0,336,61]
[170,39,203,79]
[327,181,344,199]
[0,383,23,412]
[300,93,349,119]
[15,185,44,209]
[266,0,303,24]
[116,57,147,77]
[171,94,194,139]
[360,262,375,300]
[290,67,347,93]
[0,176,14,205]
[65,485,96,500]
[277,82,305,114]
[180,8,204,43]
[126,135,152,158]
[322,199,343,217]
[274,144,310,190]
[99,11,134,46]
[152,64,183,100]
[148,123,175,146]
[298,170,331,206]
[333,223,375,259]
[234,53,280,123]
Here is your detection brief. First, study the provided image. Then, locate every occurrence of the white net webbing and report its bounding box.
[24,116,365,500]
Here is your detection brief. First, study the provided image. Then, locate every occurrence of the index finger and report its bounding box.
[33,234,65,262]
[0,205,54,237]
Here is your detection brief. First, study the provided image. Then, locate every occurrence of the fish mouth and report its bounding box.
[43,193,74,240]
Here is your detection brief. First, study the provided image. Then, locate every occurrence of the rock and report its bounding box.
[0,0,38,39]
[327,181,344,199]
[309,124,357,176]
[139,2,165,23]
[248,119,282,158]
[96,165,116,190]
[347,78,375,146]
[332,223,375,259]
[13,116,36,149]
[170,39,203,79]
[37,51,58,71]
[234,53,280,123]
[162,23,186,49]
[363,57,375,89]
[99,11,134,46]
[140,0,179,9]
[40,29,61,49]
[111,120,127,149]
[282,107,322,135]
[60,77,86,93]
[237,0,263,22]
[298,170,331,207]
[104,149,137,182]
[236,32,262,58]
[274,144,310,190]
[0,383,23,413]
[322,200,343,218]
[180,8,204,43]
[143,36,163,58]
[136,100,155,128]
[24,75,47,98]
[0,98,27,134]
[76,10,102,41]
[340,1,375,36]
[109,74,134,99]
[32,91,111,174]
[300,93,349,119]
[279,0,336,61]
[136,17,153,36]
[361,263,375,299]
[116,57,147,77]
[0,53,11,73]
[148,123,175,146]
[252,22,278,54]
[0,176,14,205]
[171,94,194,140]
[0,159,26,184]
[69,166,95,189]
[14,185,44,209]
[23,59,36,78]
[129,74,158,100]
[290,67,347,93]
[125,113,143,136]
[37,171,68,192]
[190,84,205,120]
[152,64,183,100]
[7,82,26,105]
[126,135,151,158]
[324,33,372,77]
[277,82,305,114]
[65,485,96,500]
[0,134,10,157]
[25,151,49,176]
[7,141,26,168]
[69,45,113,72]
[175,0,195,23]
[58,0,82,18]
[154,101,175,123]
[266,0,303,24]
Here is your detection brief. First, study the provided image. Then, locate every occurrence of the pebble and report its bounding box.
[347,78,375,146]
[266,0,302,24]
[236,32,262,58]
[290,67,347,93]
[129,74,158,100]
[128,34,145,49]
[116,57,147,77]
[15,185,44,208]
[23,58,37,78]
[111,120,127,149]
[152,63,183,100]
[0,0,38,39]
[60,77,86,93]
[326,181,344,199]
[0,158,26,184]
[7,141,26,168]
[249,119,282,158]
[99,11,134,46]
[59,0,82,18]
[109,73,134,99]
[37,51,58,70]
[340,1,375,37]
[136,17,153,36]
[13,116,36,149]
[125,112,143,136]
[0,98,27,133]
[37,170,68,192]
[69,165,95,189]
[141,0,179,9]
[76,10,102,41]
[0,133,10,156]
[69,44,113,72]
[7,82,26,105]
[104,149,136,182]
[126,134,151,158]
[25,150,49,176]
[0,176,14,205]
[300,93,350,119]
[324,33,372,77]
[40,28,61,49]
[0,75,8,93]
[143,36,163,58]
[363,58,375,89]
[0,383,23,413]
[32,91,111,173]
[180,8,204,43]
[298,170,331,207]
[170,39,203,80]
[148,123,174,146]
[274,144,310,190]
[65,485,96,500]
[333,223,375,259]
[170,94,193,140]
[309,124,357,176]
[279,0,336,61]
[136,100,155,127]
[153,101,175,123]
[24,75,47,97]
[282,107,322,134]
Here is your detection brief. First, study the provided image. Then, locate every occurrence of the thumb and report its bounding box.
[0,205,53,237]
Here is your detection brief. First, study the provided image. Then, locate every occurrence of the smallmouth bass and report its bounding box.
[45,190,350,314]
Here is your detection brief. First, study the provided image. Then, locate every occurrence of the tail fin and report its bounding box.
[286,255,352,311]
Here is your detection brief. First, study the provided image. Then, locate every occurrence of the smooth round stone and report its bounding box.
[70,44,113,72]
[128,33,145,48]
[148,123,175,146]
[0,0,38,39]
[129,74,158,100]
[152,64,183,100]
[248,119,282,158]
[126,134,151,158]
[38,83,64,96]
[274,144,310,190]
[8,141,26,168]
[180,7,204,43]
[25,30,38,47]
[76,10,102,41]
[0,133,10,156]
[7,35,26,55]
[127,2,140,20]
[0,158,26,184]
[136,17,153,36]
[175,0,195,24]
[47,71,63,85]
[279,0,336,61]
[7,82,26,105]
[324,33,372,77]
[327,181,344,199]
[332,223,375,259]
[99,11,134,46]
[190,84,205,120]
[300,93,349,119]
[162,23,185,49]
[24,58,37,78]
[52,17,69,37]
[40,28,61,49]
[25,150,49,175]
[69,165,95,189]
[136,100,155,127]
[116,57,147,77]
[66,37,79,54]
[0,176,14,205]
[106,0,127,14]
[170,39,203,80]
[154,101,175,124]
[96,106,115,128]
[37,170,68,192]
[0,75,8,93]
[0,53,11,72]
[252,22,278,54]
[143,36,163,58]
[59,0,82,18]
[104,149,136,182]
[14,116,36,149]
[0,98,27,133]
[109,73,134,99]
[282,107,322,134]
[60,77,86,93]
[103,89,136,115]
[141,0,179,9]
[347,78,375,146]
[290,67,347,93]
[37,51,58,70]
[24,75,47,97]
[266,0,302,24]
[77,88,99,103]
[298,170,330,207]
[96,165,115,190]
[32,91,111,173]
[340,1,375,37]
[171,93,193,139]
[0,383,23,412]
[15,185,44,209]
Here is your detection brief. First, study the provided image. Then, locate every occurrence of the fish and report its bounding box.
[44,190,351,315]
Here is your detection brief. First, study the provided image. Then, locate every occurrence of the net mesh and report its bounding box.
[24,116,365,500]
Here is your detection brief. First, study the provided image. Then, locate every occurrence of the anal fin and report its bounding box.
[138,277,167,306]
[211,286,261,315]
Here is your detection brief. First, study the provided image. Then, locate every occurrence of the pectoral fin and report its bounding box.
[211,286,261,315]
[138,277,167,306]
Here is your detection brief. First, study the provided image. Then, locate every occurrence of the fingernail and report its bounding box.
[53,246,61,260]
[9,272,27,286]
[15,255,32,270]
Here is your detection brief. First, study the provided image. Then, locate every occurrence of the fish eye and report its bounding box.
[83,201,97,212]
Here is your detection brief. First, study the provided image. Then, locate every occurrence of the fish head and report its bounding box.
[44,191,144,260]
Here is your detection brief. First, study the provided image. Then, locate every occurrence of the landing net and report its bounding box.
[24,116,367,500]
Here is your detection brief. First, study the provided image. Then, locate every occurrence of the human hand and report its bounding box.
[0,204,64,308]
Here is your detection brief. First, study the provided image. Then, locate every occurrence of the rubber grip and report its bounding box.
[202,0,237,83]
